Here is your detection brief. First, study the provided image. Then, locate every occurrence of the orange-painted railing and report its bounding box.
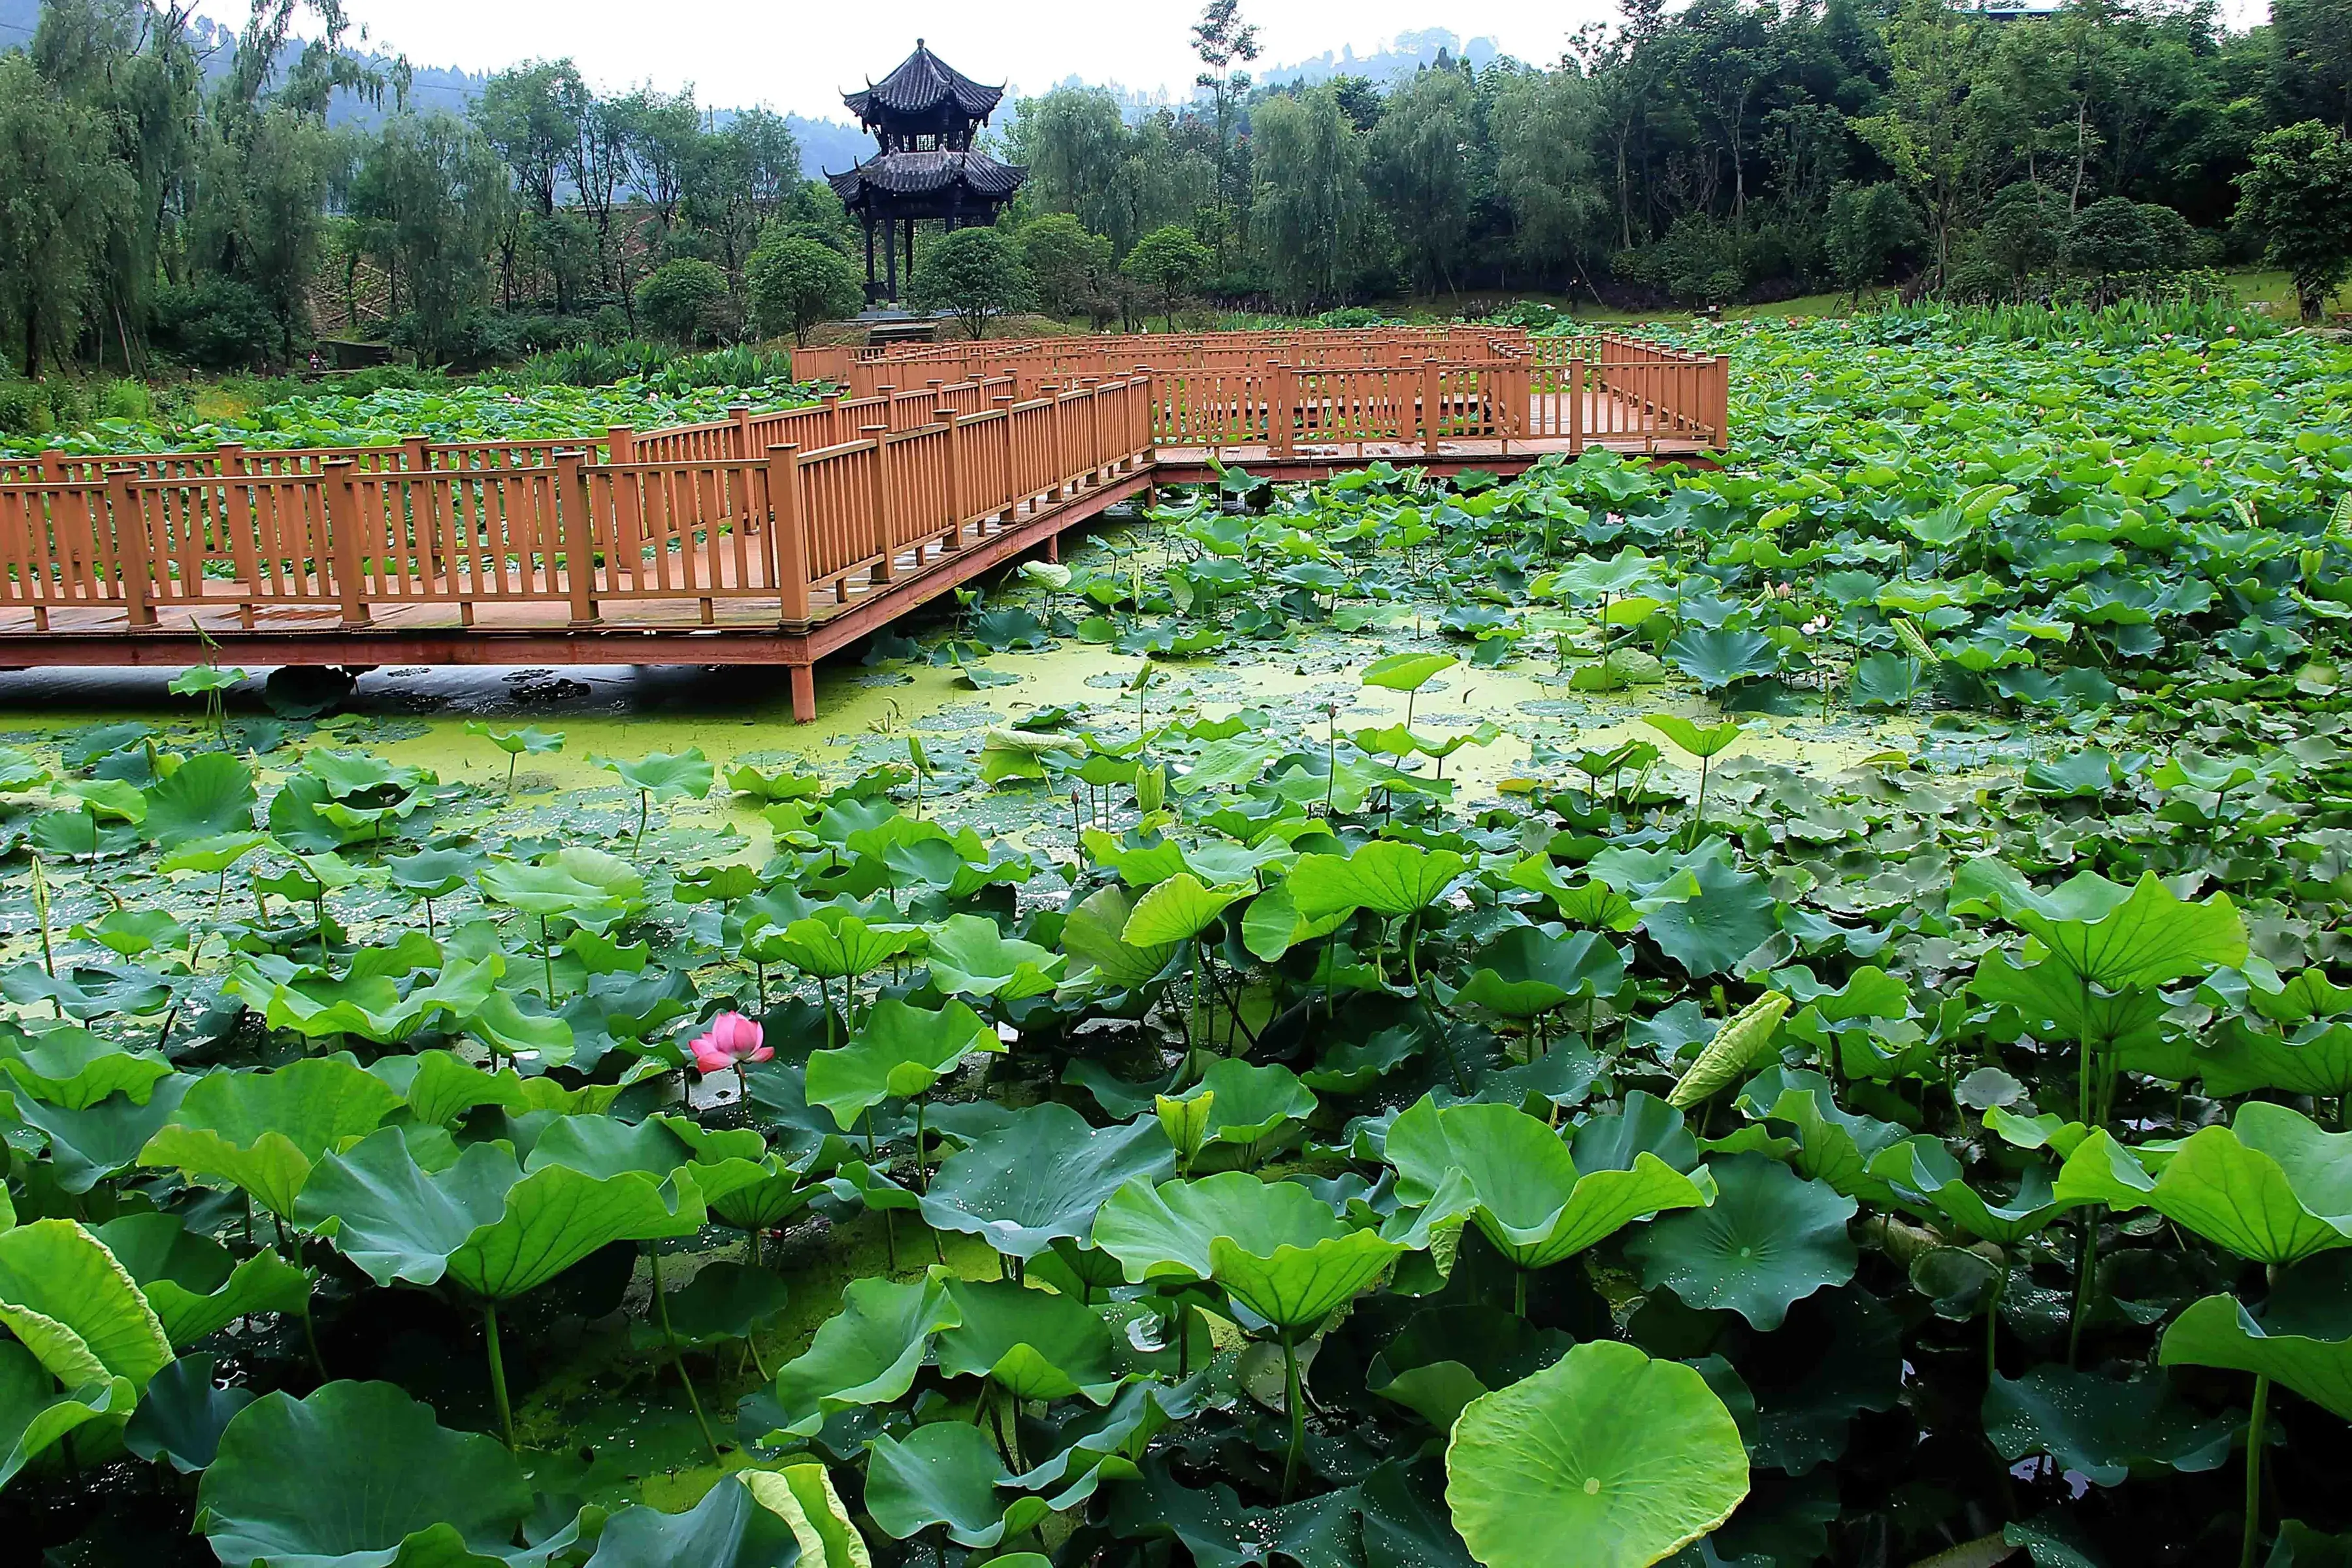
[0,375,1151,632]
[0,327,1725,638]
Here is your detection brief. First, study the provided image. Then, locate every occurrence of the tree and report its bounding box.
[1121,224,1215,329]
[1018,214,1119,328]
[747,234,862,345]
[636,257,730,342]
[1824,182,1923,300]
[1854,0,1993,286]
[1367,65,1477,295]
[1492,68,1607,291]
[1191,0,1260,266]
[908,227,1032,340]
[1973,180,2067,297]
[2234,120,2352,321]
[349,113,510,363]
[0,54,137,375]
[1249,88,1368,312]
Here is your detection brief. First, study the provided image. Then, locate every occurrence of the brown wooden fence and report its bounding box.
[0,375,1152,634]
[0,327,1724,643]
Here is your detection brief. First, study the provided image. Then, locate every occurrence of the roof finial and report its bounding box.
[917,37,925,47]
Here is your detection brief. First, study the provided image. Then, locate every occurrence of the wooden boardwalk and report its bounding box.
[0,327,1728,721]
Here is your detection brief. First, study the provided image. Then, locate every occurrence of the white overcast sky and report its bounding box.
[191,1,1610,118]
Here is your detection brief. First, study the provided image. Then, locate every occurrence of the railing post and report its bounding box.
[824,392,844,446]
[1272,362,1296,459]
[942,411,966,552]
[862,426,895,583]
[1569,357,1586,454]
[217,442,247,478]
[402,434,429,473]
[554,449,598,625]
[994,397,1017,520]
[1422,359,1442,457]
[767,444,810,623]
[39,449,65,483]
[1712,354,1731,451]
[322,458,370,628]
[607,425,636,465]
[105,466,155,628]
[1081,378,1102,482]
[730,404,753,459]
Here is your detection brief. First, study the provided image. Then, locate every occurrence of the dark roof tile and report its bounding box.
[843,42,1005,123]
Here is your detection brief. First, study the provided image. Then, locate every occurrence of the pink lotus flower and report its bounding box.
[690,1011,770,1075]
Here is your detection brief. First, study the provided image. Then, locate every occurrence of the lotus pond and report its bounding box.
[2,308,2351,1568]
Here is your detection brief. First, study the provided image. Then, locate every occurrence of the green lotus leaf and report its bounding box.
[195,1380,569,1568]
[920,1102,1173,1260]
[1983,1366,2237,1487]
[139,1056,404,1218]
[0,1339,129,1490]
[143,753,258,848]
[1173,1059,1317,1156]
[738,1466,871,1568]
[1445,1341,1750,1568]
[634,1262,791,1353]
[1637,857,1779,979]
[384,847,489,900]
[936,1277,1126,1402]
[372,1050,621,1128]
[1235,879,1353,963]
[1384,1098,1707,1270]
[93,1213,310,1348]
[584,1469,802,1568]
[747,1270,960,1439]
[923,913,1064,1001]
[864,1419,1050,1548]
[16,1075,191,1196]
[0,1218,172,1391]
[1365,1305,1576,1432]
[2053,1103,2352,1266]
[1952,860,2247,993]
[595,747,714,800]
[770,907,921,979]
[1061,885,1180,988]
[2160,1266,2352,1421]
[476,849,647,932]
[1643,713,1745,759]
[1288,840,1469,921]
[1092,1171,1403,1332]
[0,1024,172,1110]
[1457,928,1627,1020]
[69,907,188,959]
[2194,1018,2352,1100]
[1870,1137,2084,1245]
[1626,1153,1858,1330]
[157,830,274,879]
[297,1128,704,1297]
[806,998,1001,1131]
[1665,627,1782,690]
[1732,1068,1907,1202]
[1667,991,1791,1108]
[1361,651,1460,693]
[1119,873,1249,946]
[125,1354,252,1475]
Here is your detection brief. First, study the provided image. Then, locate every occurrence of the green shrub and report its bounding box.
[98,379,151,421]
[153,278,280,370]
[635,259,732,344]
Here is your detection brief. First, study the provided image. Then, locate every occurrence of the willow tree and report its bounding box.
[1249,88,1367,312]
[0,55,137,375]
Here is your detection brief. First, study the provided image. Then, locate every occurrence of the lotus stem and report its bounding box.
[634,789,650,853]
[1281,1335,1305,1503]
[302,1307,327,1381]
[483,1303,515,1448]
[2068,1209,2102,1367]
[1513,1269,1527,1320]
[541,915,555,1001]
[651,1251,723,1463]
[2241,1373,2270,1568]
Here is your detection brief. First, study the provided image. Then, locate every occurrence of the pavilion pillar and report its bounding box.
[885,219,898,301]
[863,212,877,296]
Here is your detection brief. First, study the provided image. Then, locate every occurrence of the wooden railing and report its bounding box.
[0,375,1151,632]
[0,327,1726,640]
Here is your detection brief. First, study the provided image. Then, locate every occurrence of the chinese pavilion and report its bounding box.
[828,42,1028,304]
